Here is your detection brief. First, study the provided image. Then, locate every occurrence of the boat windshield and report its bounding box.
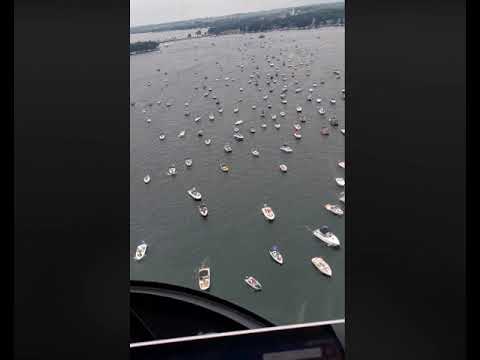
[199,270,209,277]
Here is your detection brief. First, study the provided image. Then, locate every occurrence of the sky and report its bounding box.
[130,0,341,27]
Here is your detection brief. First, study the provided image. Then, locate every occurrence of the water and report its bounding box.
[130,27,344,326]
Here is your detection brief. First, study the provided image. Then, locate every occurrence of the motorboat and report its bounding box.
[224,144,232,153]
[280,111,286,117]
[220,163,230,172]
[252,105,256,110]
[269,246,284,265]
[233,107,239,113]
[316,98,322,103]
[167,165,177,176]
[133,242,148,261]
[251,148,260,157]
[187,187,202,200]
[293,132,302,139]
[318,107,325,115]
[338,161,345,169]
[281,99,287,104]
[294,123,301,131]
[261,123,267,128]
[296,106,302,112]
[234,120,244,126]
[261,204,275,221]
[250,128,256,133]
[335,177,345,187]
[146,118,151,123]
[218,108,224,113]
[321,127,330,135]
[340,129,345,135]
[244,276,262,291]
[204,138,212,145]
[185,158,193,167]
[311,257,332,277]
[233,133,244,141]
[209,114,215,120]
[325,203,344,216]
[279,164,288,172]
[194,116,202,122]
[198,267,210,290]
[330,99,337,105]
[339,192,345,204]
[312,226,340,247]
[143,175,151,184]
[271,114,277,120]
[280,144,293,153]
[159,133,166,140]
[274,123,281,129]
[233,127,240,133]
[178,130,186,138]
[329,118,339,127]
[197,130,204,137]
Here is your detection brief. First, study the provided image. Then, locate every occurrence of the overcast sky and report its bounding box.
[131,0,341,27]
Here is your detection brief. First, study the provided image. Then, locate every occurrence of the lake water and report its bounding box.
[130,27,344,326]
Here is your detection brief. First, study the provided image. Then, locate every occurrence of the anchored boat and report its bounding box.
[311,257,332,277]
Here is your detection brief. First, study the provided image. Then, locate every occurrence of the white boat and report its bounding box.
[252,105,256,109]
[208,114,215,120]
[335,177,345,187]
[340,129,345,135]
[338,161,345,169]
[311,257,333,277]
[294,123,301,131]
[143,175,151,184]
[339,192,345,204]
[263,95,268,100]
[194,116,202,122]
[167,165,177,176]
[133,242,148,261]
[316,98,322,103]
[233,108,239,113]
[318,107,325,115]
[261,123,267,128]
[234,120,244,126]
[218,108,224,113]
[250,128,256,133]
[197,130,204,137]
[325,203,344,216]
[261,204,275,221]
[321,127,330,135]
[279,164,288,172]
[224,144,232,153]
[205,138,212,145]
[274,123,281,129]
[146,118,151,123]
[159,133,166,140]
[312,226,340,247]
[269,246,284,265]
[293,132,302,139]
[220,163,230,172]
[244,276,262,291]
[251,148,260,157]
[330,99,337,104]
[296,106,302,112]
[280,111,286,117]
[185,159,193,167]
[198,203,208,217]
[178,130,186,138]
[280,144,293,153]
[233,133,244,141]
[271,114,277,120]
[187,187,202,200]
[198,267,210,290]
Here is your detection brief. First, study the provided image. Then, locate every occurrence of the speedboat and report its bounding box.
[269,246,284,265]
[296,106,302,112]
[330,99,337,105]
[312,226,340,247]
[194,116,202,122]
[321,127,330,135]
[143,175,151,184]
[251,148,260,157]
[233,107,239,113]
[339,192,345,204]
[340,129,345,135]
[280,144,293,153]
[263,95,269,100]
[167,165,177,176]
[307,94,312,101]
[133,242,148,261]
[159,133,166,140]
[325,203,344,216]
[294,123,301,131]
[197,130,204,137]
[146,118,151,123]
[261,123,267,128]
[208,114,215,120]
[252,105,256,109]
[233,133,244,141]
[280,111,286,117]
[316,98,322,103]
[234,120,244,126]
[274,123,281,129]
[271,114,277,120]
[329,118,339,127]
[178,130,186,138]
[279,164,288,172]
[250,128,256,133]
[311,257,333,277]
[218,108,224,113]
[220,163,230,172]
[338,161,345,169]
[293,132,302,139]
[185,158,193,167]
[318,107,325,115]
[300,116,306,123]
[187,187,202,200]
[204,138,212,145]
[261,204,275,221]
[198,203,208,217]
[335,177,345,187]
[244,276,262,291]
[224,144,232,153]
[198,267,210,290]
